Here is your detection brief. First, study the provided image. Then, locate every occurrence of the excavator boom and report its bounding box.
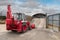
[6,5,12,19]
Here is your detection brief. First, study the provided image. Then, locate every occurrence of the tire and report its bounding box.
[28,26,32,30]
[22,25,28,33]
[11,30,16,32]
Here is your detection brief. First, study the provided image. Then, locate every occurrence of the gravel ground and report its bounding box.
[0,24,60,40]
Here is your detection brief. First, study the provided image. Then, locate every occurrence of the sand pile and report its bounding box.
[32,18,46,29]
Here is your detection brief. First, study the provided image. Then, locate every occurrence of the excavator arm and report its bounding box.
[6,5,12,19]
[6,5,13,25]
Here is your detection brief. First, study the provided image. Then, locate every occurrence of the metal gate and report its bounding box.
[47,13,60,31]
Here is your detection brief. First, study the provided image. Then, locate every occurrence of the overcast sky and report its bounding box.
[0,0,60,16]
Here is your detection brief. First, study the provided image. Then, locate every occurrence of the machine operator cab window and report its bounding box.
[12,13,26,21]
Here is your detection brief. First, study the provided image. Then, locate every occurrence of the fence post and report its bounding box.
[46,13,48,28]
[59,14,60,31]
[52,15,53,30]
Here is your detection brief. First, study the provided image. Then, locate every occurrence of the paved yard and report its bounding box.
[0,24,60,40]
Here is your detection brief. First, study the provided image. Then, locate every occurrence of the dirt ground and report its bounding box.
[0,24,60,40]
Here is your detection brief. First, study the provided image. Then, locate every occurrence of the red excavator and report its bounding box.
[6,5,35,32]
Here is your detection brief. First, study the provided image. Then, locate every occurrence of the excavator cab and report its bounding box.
[12,13,26,21]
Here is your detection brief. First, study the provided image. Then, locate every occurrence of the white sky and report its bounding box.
[0,0,60,16]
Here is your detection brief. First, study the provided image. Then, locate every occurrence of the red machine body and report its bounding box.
[6,5,35,32]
